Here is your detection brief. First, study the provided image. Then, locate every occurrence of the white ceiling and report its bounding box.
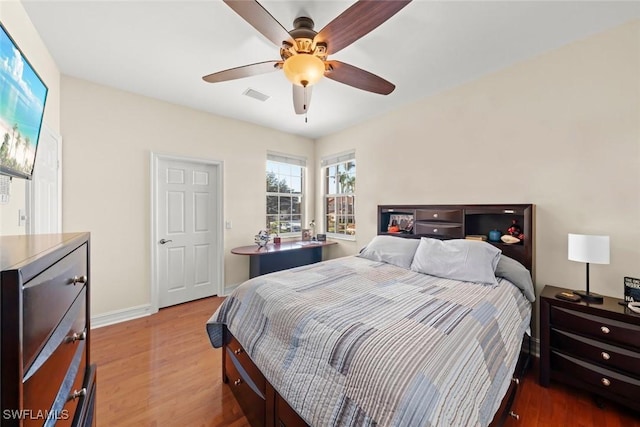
[22,1,640,139]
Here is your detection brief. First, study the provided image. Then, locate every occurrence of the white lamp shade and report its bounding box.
[568,234,610,264]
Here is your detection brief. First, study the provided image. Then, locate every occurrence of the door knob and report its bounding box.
[159,239,173,244]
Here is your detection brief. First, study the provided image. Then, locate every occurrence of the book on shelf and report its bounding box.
[465,235,487,241]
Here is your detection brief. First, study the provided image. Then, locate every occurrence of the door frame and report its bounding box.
[150,152,224,313]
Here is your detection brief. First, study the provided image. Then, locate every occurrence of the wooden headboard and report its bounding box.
[377,204,535,275]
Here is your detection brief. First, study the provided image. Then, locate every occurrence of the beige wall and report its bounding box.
[61,77,314,317]
[316,21,640,311]
[0,1,60,235]
[5,2,638,327]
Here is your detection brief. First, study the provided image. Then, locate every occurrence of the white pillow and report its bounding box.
[410,238,501,285]
[358,235,420,269]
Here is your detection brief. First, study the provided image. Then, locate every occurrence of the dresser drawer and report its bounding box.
[23,290,87,420]
[551,351,640,398]
[550,306,640,350]
[226,335,266,394]
[551,329,640,377]
[23,243,88,369]
[415,209,462,222]
[414,222,463,238]
[72,364,97,427]
[57,360,91,427]
[225,347,266,427]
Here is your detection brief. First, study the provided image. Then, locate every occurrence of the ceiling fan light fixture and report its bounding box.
[283,54,324,87]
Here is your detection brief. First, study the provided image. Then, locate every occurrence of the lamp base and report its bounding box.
[573,290,604,303]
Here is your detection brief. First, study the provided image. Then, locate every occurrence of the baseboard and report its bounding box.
[91,304,154,329]
[221,283,242,296]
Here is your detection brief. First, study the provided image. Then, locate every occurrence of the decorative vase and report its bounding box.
[488,229,501,242]
[254,230,271,248]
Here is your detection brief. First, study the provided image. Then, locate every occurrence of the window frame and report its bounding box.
[322,151,356,241]
[266,152,306,238]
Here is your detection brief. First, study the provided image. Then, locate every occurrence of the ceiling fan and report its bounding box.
[203,0,412,115]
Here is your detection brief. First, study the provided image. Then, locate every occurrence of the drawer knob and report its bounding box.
[233,378,242,386]
[234,348,243,355]
[433,229,438,233]
[601,378,611,387]
[509,411,520,420]
[71,275,88,286]
[433,213,438,218]
[68,388,87,401]
[600,326,610,334]
[601,352,610,361]
[66,329,87,343]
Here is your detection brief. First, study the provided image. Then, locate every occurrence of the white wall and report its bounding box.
[0,1,60,235]
[316,21,640,309]
[61,77,315,317]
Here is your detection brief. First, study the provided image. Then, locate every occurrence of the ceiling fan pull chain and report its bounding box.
[304,86,308,123]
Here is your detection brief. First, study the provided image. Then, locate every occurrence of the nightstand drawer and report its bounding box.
[551,329,640,377]
[550,306,640,350]
[552,352,640,398]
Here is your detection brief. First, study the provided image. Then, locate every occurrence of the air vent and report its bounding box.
[243,88,270,102]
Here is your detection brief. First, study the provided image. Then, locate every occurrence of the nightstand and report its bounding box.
[539,285,640,411]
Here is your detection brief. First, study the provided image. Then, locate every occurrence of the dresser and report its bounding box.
[539,285,640,411]
[1,233,96,427]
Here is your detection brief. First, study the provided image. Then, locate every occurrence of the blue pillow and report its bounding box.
[495,255,536,302]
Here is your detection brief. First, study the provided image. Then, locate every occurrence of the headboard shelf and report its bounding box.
[378,204,535,273]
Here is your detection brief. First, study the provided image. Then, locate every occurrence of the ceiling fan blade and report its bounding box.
[325,60,395,95]
[315,0,411,55]
[293,85,312,115]
[224,0,294,47]
[202,61,281,83]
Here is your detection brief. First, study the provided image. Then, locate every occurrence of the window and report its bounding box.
[322,151,355,238]
[266,153,305,236]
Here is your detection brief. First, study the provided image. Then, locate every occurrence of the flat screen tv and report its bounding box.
[0,21,48,180]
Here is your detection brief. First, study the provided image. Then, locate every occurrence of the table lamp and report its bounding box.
[568,234,610,303]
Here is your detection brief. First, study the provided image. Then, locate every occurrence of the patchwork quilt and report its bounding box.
[207,256,532,427]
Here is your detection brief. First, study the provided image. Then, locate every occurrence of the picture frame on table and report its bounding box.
[624,276,640,303]
[302,229,312,241]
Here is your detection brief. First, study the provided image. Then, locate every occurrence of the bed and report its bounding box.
[206,225,536,427]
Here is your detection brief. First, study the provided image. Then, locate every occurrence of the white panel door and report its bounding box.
[156,157,220,307]
[27,125,61,234]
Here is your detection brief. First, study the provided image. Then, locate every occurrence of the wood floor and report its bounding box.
[92,296,639,427]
